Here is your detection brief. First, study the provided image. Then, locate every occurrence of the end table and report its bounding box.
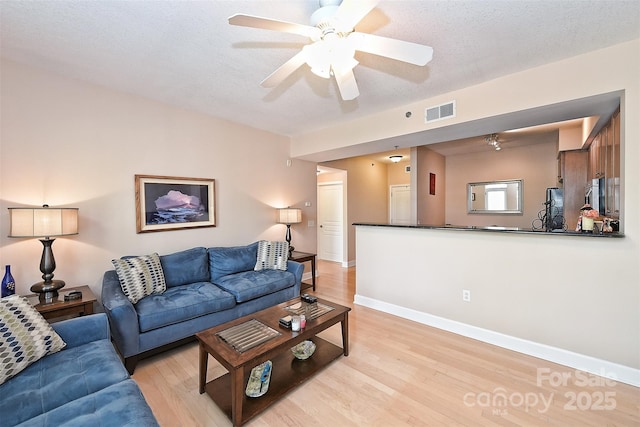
[26,285,97,322]
[289,251,316,291]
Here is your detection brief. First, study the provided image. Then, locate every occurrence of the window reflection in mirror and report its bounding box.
[468,180,523,214]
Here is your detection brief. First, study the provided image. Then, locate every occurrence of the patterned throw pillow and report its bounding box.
[112,253,167,304]
[254,240,289,271]
[0,295,66,385]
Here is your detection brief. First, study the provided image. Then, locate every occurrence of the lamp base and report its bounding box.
[31,280,66,302]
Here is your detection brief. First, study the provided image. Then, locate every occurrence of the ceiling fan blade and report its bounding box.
[332,0,380,32]
[229,14,321,39]
[260,51,308,88]
[349,32,433,66]
[333,67,360,101]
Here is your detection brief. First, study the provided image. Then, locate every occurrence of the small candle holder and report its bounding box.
[291,315,301,332]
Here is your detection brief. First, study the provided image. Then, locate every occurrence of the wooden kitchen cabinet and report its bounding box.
[588,109,620,218]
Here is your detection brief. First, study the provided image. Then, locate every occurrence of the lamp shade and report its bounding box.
[276,208,302,225]
[9,207,79,238]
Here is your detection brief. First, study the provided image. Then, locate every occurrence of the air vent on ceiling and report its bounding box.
[425,100,456,123]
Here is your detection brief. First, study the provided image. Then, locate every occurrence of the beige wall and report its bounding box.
[387,160,410,186]
[295,40,640,375]
[445,138,558,228]
[0,60,317,299]
[319,157,388,264]
[416,147,446,225]
[316,159,409,265]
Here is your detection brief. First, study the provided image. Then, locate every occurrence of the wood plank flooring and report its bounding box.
[132,261,639,426]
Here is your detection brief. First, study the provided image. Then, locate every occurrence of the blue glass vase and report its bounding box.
[2,265,16,297]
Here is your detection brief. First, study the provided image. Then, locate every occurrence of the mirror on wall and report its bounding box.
[468,179,523,214]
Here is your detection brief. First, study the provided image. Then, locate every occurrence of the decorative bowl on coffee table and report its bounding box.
[291,340,316,360]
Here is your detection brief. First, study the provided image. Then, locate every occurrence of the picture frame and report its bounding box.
[429,173,436,195]
[135,175,216,233]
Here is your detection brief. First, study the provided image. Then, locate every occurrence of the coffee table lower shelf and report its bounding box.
[204,337,343,425]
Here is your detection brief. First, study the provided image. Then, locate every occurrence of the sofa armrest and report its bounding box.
[287,260,304,294]
[101,270,140,357]
[51,313,110,349]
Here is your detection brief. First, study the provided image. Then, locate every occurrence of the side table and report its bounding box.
[289,251,316,291]
[26,285,97,322]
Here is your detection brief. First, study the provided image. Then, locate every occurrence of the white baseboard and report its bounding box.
[354,294,640,387]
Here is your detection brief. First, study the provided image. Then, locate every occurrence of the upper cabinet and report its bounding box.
[588,109,620,218]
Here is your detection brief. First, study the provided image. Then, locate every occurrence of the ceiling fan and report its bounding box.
[228,0,434,101]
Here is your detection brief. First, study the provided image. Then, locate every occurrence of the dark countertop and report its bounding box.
[353,223,624,238]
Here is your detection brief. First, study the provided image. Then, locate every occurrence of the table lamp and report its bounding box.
[8,205,79,301]
[276,207,302,255]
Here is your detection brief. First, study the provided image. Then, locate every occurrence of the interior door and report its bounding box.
[390,185,411,225]
[317,182,343,262]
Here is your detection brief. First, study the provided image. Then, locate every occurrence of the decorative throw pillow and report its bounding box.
[254,240,289,271]
[0,295,66,385]
[112,253,167,304]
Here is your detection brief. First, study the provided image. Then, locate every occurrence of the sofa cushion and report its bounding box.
[254,240,289,271]
[16,379,159,427]
[112,253,166,304]
[160,247,209,288]
[135,282,236,333]
[0,295,66,385]
[209,242,259,281]
[0,338,129,426]
[214,270,295,303]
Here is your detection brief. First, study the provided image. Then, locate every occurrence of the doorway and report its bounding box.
[390,184,411,224]
[317,181,344,263]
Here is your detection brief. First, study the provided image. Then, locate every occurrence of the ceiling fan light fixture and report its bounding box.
[303,36,357,79]
[303,43,331,78]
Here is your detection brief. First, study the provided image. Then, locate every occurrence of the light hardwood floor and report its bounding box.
[132,261,639,426]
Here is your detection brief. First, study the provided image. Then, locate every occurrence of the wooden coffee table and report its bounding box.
[196,297,350,426]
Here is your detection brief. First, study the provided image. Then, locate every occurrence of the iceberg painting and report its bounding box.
[135,175,216,233]
[151,190,206,224]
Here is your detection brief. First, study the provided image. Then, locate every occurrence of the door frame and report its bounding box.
[317,179,347,266]
[389,184,411,225]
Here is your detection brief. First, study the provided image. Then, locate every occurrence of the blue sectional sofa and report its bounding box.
[1,313,158,427]
[102,242,303,373]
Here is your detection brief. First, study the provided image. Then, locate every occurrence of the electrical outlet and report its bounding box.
[462,289,471,302]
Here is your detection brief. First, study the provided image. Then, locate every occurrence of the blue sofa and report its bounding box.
[102,242,303,373]
[0,313,158,427]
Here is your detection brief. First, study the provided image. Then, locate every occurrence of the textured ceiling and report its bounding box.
[1,0,639,139]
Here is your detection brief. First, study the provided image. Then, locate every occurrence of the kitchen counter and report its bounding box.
[353,223,624,237]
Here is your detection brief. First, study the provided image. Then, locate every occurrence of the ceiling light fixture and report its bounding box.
[485,133,501,151]
[389,155,403,163]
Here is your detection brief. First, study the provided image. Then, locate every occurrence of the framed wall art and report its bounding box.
[135,175,216,233]
[429,173,436,195]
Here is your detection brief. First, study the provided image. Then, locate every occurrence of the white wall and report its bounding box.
[355,225,639,384]
[290,40,640,381]
[0,60,317,299]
